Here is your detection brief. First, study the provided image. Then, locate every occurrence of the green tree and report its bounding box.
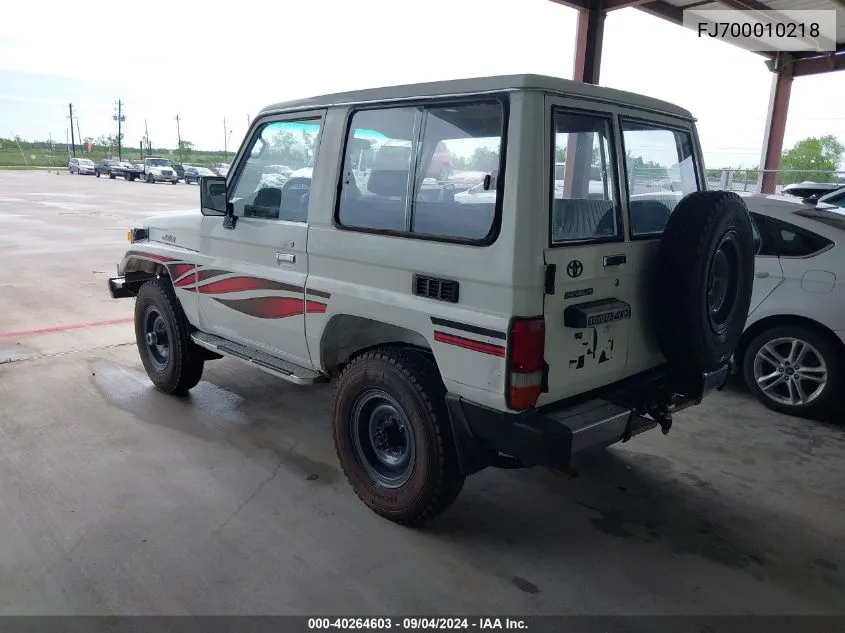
[778,135,844,185]
[178,139,195,153]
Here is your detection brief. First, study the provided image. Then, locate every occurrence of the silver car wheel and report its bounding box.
[753,336,828,407]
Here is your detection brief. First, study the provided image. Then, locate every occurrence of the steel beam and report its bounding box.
[791,52,845,76]
[759,55,793,194]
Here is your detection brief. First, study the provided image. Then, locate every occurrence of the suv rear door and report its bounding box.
[619,115,703,375]
[540,97,633,404]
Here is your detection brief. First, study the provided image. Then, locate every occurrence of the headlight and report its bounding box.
[128,228,149,243]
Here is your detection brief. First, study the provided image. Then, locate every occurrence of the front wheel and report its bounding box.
[96,171,101,178]
[146,173,154,184]
[743,325,843,419]
[134,279,204,394]
[332,348,464,526]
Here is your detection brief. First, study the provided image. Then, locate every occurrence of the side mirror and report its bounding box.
[200,176,227,216]
[801,196,818,206]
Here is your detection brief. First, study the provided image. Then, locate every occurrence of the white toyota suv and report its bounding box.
[108,75,755,525]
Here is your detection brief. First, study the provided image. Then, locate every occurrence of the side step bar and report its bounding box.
[191,332,328,385]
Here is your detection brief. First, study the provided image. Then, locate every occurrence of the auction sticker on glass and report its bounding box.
[682,9,837,52]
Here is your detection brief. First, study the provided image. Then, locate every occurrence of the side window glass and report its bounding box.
[551,110,619,243]
[622,121,699,237]
[755,215,832,257]
[337,107,417,232]
[228,118,322,223]
[337,101,504,241]
[411,102,503,240]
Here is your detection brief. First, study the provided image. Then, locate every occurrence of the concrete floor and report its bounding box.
[1,170,844,616]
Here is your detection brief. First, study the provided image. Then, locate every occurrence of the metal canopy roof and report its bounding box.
[553,0,845,76]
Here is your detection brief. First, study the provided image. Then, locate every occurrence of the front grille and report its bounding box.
[161,170,173,177]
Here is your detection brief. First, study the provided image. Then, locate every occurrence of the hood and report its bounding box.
[144,210,202,252]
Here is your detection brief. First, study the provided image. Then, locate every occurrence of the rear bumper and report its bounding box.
[446,362,731,477]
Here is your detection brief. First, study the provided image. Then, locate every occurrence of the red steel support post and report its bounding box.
[565,1,605,198]
[759,55,793,194]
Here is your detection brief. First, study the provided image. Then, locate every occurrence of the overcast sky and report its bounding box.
[1,0,843,169]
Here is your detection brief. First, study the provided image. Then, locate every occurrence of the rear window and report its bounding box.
[621,120,699,237]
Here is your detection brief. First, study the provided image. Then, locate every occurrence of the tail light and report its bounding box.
[507,316,545,410]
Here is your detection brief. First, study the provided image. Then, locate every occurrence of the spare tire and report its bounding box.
[654,190,754,377]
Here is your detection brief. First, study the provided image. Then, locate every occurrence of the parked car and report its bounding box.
[95,158,142,181]
[183,166,215,184]
[211,162,231,177]
[172,164,186,181]
[731,193,844,418]
[258,164,295,189]
[816,186,845,210]
[140,157,179,184]
[69,157,96,175]
[108,74,754,526]
[781,181,842,201]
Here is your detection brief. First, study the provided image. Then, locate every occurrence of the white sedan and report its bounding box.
[629,189,844,418]
[736,192,844,418]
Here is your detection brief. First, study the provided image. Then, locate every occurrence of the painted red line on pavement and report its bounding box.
[0,317,134,340]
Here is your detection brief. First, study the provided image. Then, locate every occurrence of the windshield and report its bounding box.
[197,168,214,176]
[148,159,171,167]
[79,159,94,165]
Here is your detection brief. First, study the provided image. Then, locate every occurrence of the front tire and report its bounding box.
[332,348,464,526]
[134,279,204,394]
[742,325,843,419]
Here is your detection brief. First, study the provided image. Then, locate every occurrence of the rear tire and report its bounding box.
[332,348,464,526]
[654,190,754,377]
[134,278,204,394]
[109,171,116,179]
[742,325,844,419]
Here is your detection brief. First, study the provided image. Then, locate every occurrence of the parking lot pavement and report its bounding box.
[1,170,844,615]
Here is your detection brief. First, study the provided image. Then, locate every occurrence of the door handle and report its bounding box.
[603,254,627,267]
[276,252,296,264]
[755,271,770,279]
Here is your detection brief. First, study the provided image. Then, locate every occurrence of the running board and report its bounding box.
[191,332,327,385]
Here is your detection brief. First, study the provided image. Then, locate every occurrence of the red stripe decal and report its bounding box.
[197,276,301,295]
[0,317,134,339]
[305,301,327,314]
[433,331,506,357]
[168,263,195,281]
[213,296,304,319]
[174,275,197,288]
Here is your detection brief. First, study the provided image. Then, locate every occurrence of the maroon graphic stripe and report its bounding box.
[433,331,506,358]
[212,297,327,319]
[196,276,302,295]
[168,263,195,283]
[196,268,230,282]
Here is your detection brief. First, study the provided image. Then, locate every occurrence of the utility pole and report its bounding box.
[223,117,228,159]
[145,118,151,156]
[68,103,76,157]
[76,116,82,156]
[113,100,125,160]
[176,114,183,165]
[139,140,144,161]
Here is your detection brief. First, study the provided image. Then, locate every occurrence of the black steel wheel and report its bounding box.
[134,278,204,394]
[332,348,464,526]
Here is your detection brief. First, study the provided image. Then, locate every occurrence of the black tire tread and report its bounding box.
[656,190,754,374]
[332,347,464,526]
[135,278,204,394]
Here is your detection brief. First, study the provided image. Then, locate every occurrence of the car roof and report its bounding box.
[258,74,694,120]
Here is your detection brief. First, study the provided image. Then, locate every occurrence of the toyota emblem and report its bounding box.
[566,260,584,278]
